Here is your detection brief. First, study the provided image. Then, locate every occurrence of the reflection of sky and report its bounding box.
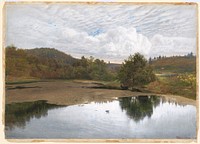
[6,4,197,63]
[138,102,196,138]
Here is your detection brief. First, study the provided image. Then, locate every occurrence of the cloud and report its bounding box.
[96,27,151,60]
[150,34,196,57]
[57,26,152,63]
[5,4,197,63]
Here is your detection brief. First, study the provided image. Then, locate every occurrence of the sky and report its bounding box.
[6,3,197,63]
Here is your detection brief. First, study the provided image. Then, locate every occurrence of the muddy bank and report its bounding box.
[5,80,196,106]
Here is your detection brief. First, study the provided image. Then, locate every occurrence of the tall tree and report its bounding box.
[118,53,156,90]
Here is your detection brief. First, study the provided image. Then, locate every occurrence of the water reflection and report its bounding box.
[5,100,63,130]
[5,96,193,131]
[5,95,196,139]
[119,96,160,122]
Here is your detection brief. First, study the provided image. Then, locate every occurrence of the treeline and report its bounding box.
[149,52,195,63]
[6,46,115,81]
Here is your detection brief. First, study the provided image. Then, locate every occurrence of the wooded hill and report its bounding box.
[25,48,77,65]
[149,55,196,74]
[6,46,115,81]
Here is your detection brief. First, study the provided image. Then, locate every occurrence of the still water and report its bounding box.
[5,96,196,139]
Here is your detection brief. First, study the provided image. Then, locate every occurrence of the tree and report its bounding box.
[187,52,194,58]
[149,57,152,64]
[118,53,156,90]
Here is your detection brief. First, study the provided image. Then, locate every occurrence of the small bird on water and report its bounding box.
[105,110,109,113]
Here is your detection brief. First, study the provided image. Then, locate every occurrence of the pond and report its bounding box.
[5,95,196,139]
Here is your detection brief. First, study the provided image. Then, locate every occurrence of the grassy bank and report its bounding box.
[145,74,196,100]
[83,78,196,100]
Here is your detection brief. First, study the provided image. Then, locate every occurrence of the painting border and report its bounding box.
[0,0,199,143]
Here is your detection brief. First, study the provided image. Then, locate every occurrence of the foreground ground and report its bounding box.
[5,80,196,106]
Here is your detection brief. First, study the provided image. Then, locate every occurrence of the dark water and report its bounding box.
[5,96,196,139]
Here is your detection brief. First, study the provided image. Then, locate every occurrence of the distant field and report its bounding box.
[150,56,196,73]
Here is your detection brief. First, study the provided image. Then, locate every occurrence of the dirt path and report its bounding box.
[5,80,196,106]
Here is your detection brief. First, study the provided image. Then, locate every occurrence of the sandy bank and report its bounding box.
[5,80,196,106]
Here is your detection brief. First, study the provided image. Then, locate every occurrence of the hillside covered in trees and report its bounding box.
[149,54,196,74]
[5,46,115,81]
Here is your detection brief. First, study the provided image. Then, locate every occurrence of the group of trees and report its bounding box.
[6,46,115,81]
[149,52,195,64]
[70,56,115,81]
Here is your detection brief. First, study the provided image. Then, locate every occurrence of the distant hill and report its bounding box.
[150,56,196,73]
[106,55,196,74]
[26,48,78,65]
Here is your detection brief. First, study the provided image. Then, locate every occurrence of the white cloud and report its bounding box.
[96,27,151,60]
[5,4,197,63]
[150,34,196,57]
[58,26,151,63]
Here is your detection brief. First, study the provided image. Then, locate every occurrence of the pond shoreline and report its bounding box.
[5,80,196,106]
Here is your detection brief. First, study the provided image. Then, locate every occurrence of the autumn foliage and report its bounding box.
[5,46,115,81]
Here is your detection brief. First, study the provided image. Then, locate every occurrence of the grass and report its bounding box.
[145,75,196,100]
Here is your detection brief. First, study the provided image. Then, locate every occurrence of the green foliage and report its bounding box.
[146,74,196,100]
[6,46,31,77]
[72,56,115,81]
[118,53,156,89]
[6,45,115,81]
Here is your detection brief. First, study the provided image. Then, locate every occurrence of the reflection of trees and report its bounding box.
[161,97,183,107]
[94,99,115,104]
[119,96,160,122]
[5,100,63,130]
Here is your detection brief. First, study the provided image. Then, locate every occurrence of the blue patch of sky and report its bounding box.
[128,15,134,21]
[136,28,141,33]
[89,28,105,36]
